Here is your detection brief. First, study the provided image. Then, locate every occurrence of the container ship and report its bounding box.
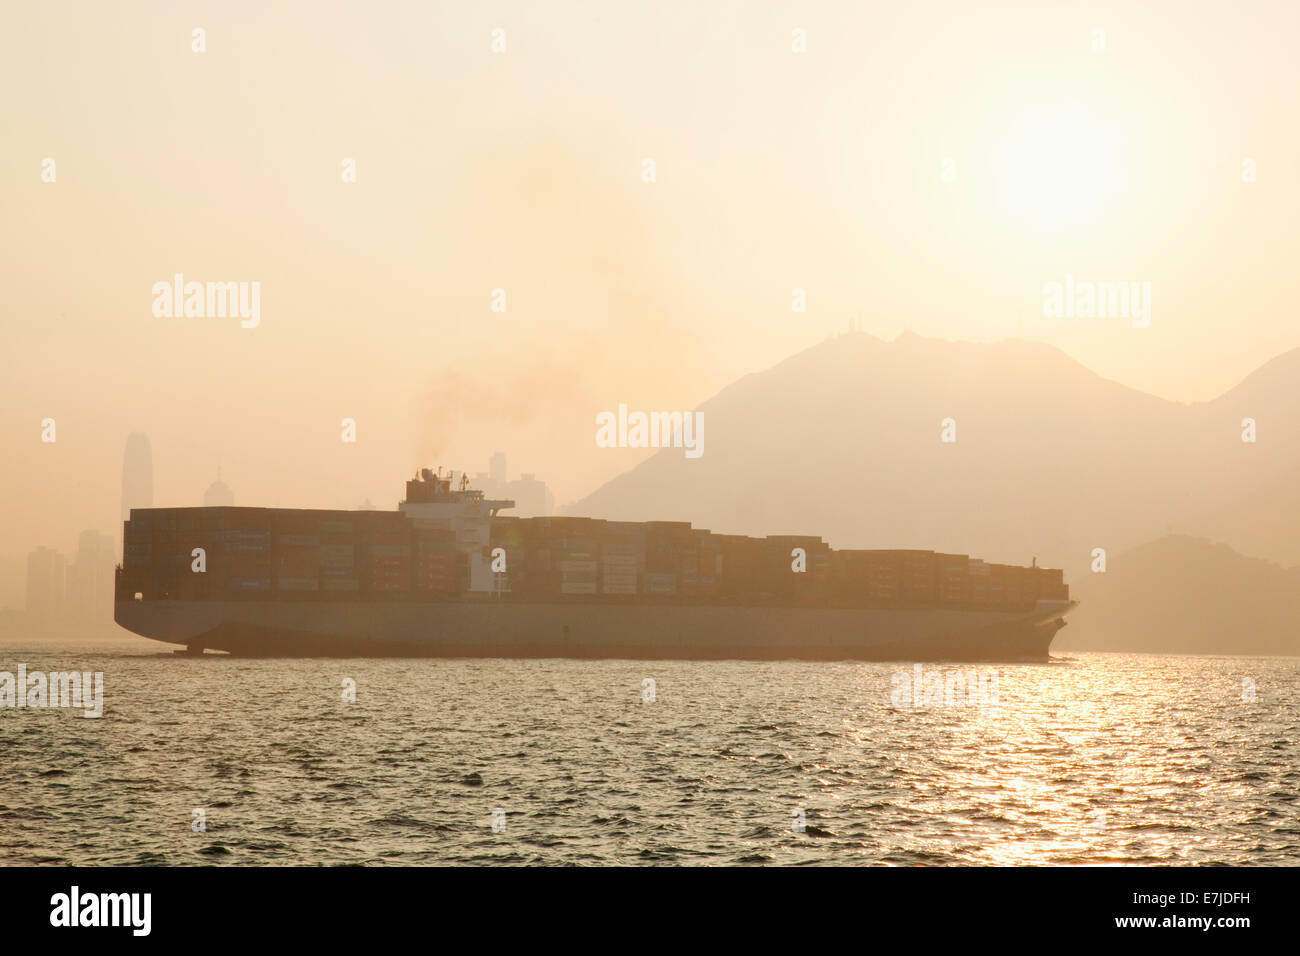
[114,468,1075,660]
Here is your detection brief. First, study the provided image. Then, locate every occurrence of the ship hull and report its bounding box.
[115,598,1074,661]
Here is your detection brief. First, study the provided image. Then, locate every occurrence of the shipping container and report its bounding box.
[320,544,355,565]
[279,578,320,591]
[214,530,270,555]
[600,543,641,557]
[121,505,1065,612]
[227,577,271,592]
[936,553,970,605]
[644,572,677,595]
[968,559,990,606]
[645,550,677,573]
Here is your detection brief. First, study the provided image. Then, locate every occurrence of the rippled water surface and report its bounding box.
[2,636,1297,865]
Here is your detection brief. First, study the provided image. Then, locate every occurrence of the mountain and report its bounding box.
[1185,347,1300,566]
[1060,535,1300,656]
[567,332,1300,580]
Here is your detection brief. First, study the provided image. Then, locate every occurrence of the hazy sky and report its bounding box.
[3,1,1298,605]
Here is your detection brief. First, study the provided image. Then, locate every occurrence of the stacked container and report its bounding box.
[520,518,555,598]
[1035,566,1067,601]
[693,530,721,595]
[644,521,691,597]
[415,528,464,595]
[936,553,970,607]
[600,521,644,596]
[897,550,937,605]
[554,535,598,596]
[277,532,320,592]
[489,517,526,594]
[828,550,902,603]
[319,518,357,593]
[715,534,762,599]
[762,535,830,600]
[119,504,1070,610]
[968,558,991,607]
[988,564,1023,608]
[368,544,411,593]
[215,524,271,593]
[123,515,152,570]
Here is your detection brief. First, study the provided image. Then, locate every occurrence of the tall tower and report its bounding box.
[121,432,153,522]
[489,451,507,485]
[25,546,65,619]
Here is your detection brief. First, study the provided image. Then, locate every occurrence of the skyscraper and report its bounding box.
[65,530,115,622]
[510,473,554,517]
[472,455,552,517]
[121,432,153,522]
[25,546,65,619]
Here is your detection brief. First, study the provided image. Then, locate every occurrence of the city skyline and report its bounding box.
[23,529,115,626]
[7,438,559,611]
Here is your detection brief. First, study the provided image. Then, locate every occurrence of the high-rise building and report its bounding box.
[472,455,553,517]
[25,546,65,619]
[511,473,554,517]
[121,432,153,522]
[65,530,115,622]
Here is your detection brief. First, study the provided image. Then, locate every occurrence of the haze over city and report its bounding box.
[3,1,1298,618]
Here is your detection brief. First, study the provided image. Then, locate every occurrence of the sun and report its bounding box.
[992,104,1125,231]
